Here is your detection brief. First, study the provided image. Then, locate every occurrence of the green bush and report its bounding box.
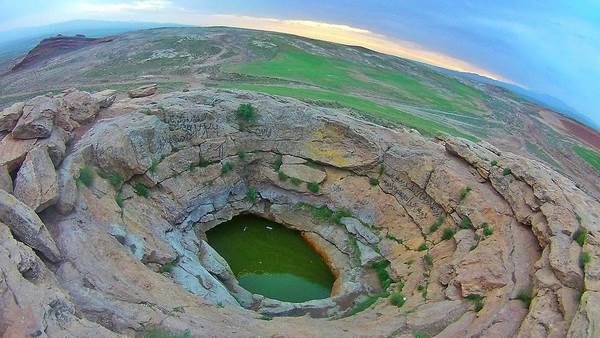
[134,183,150,198]
[141,327,191,338]
[371,260,392,290]
[273,155,283,170]
[490,159,498,166]
[413,331,426,338]
[369,177,380,186]
[115,192,124,208]
[106,174,123,189]
[237,150,248,161]
[221,161,234,174]
[149,158,160,173]
[483,223,494,236]
[458,216,472,229]
[459,186,472,200]
[235,103,257,127]
[465,294,484,312]
[429,215,445,233]
[389,292,406,307]
[246,187,259,202]
[469,243,478,251]
[306,181,320,193]
[378,163,385,176]
[516,289,532,308]
[417,243,428,251]
[581,251,591,268]
[442,228,456,240]
[503,167,512,176]
[424,253,433,266]
[290,177,302,186]
[573,227,587,246]
[277,170,289,181]
[77,166,95,187]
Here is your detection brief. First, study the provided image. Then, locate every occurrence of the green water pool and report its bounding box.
[206,215,335,303]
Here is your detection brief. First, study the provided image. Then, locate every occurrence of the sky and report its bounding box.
[1,0,599,127]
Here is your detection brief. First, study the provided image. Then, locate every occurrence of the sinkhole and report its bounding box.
[206,214,335,303]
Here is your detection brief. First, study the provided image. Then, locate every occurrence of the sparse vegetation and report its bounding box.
[371,260,392,290]
[459,186,472,200]
[389,292,406,307]
[277,170,289,181]
[346,292,389,316]
[442,228,456,240]
[413,331,426,338]
[290,177,302,186]
[77,166,95,187]
[149,158,161,173]
[503,167,512,176]
[296,202,352,226]
[483,223,493,236]
[429,215,445,233]
[258,314,272,321]
[273,154,283,170]
[580,251,591,268]
[458,216,472,229]
[221,161,234,174]
[572,144,600,173]
[417,243,428,251]
[237,150,248,161]
[115,192,124,208]
[140,326,191,338]
[159,257,179,273]
[378,163,385,176]
[106,173,123,189]
[573,227,587,246]
[246,187,259,202]
[134,183,150,198]
[369,177,380,186]
[306,181,320,193]
[490,159,498,166]
[424,253,433,266]
[235,103,258,128]
[516,289,532,308]
[465,294,484,312]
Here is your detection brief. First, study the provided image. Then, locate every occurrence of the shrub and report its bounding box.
[424,253,433,266]
[371,260,392,290]
[332,209,353,225]
[442,228,456,240]
[134,183,150,198]
[378,163,385,176]
[221,161,234,174]
[516,289,532,308]
[258,314,272,321]
[369,177,380,186]
[573,227,587,246]
[483,223,494,236]
[106,174,123,189]
[115,192,124,208]
[235,103,257,126]
[306,181,320,193]
[346,292,388,316]
[290,177,302,186]
[277,170,289,181]
[458,216,472,229]
[246,187,259,202]
[490,159,498,166]
[77,166,95,187]
[389,292,406,307]
[237,150,248,161]
[429,215,445,233]
[273,155,283,170]
[149,158,160,173]
[469,243,478,251]
[417,243,428,251]
[141,327,191,338]
[413,331,426,338]
[159,257,179,273]
[465,294,484,312]
[459,186,472,200]
[503,167,512,176]
[581,251,591,268]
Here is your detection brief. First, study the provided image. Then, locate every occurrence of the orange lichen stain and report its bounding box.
[305,125,352,167]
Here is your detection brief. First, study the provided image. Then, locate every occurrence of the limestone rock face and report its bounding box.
[280,163,326,183]
[13,147,58,212]
[0,102,24,131]
[0,189,60,262]
[12,95,56,139]
[128,83,158,98]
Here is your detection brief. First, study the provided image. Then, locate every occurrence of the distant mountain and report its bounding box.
[436,67,600,132]
[0,20,191,60]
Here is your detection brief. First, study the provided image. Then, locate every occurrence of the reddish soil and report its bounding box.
[559,115,600,151]
[11,34,114,71]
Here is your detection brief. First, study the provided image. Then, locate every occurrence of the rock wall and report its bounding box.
[0,87,598,337]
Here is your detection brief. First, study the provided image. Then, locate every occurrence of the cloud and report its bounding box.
[77,0,172,13]
[201,14,512,82]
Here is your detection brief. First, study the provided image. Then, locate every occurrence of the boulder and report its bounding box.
[128,84,158,98]
[0,165,12,193]
[0,102,24,131]
[92,89,117,108]
[12,95,56,139]
[36,127,70,167]
[0,189,61,262]
[60,89,101,123]
[0,134,37,171]
[13,147,58,212]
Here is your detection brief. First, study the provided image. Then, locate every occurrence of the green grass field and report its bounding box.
[219,83,478,141]
[573,144,600,173]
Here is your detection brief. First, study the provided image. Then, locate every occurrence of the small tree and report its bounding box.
[235,103,258,129]
[307,182,320,193]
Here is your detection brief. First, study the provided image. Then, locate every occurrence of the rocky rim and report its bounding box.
[0,84,598,337]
